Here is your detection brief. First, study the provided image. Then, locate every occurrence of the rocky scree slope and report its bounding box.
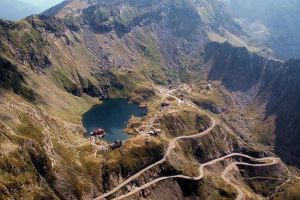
[44,0,267,73]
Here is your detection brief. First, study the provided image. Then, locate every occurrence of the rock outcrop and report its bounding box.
[205,42,281,92]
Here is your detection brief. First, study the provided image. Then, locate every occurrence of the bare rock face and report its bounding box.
[204,41,300,167]
[266,59,300,166]
[205,41,281,92]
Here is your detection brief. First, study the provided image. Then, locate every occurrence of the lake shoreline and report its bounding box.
[82,98,148,143]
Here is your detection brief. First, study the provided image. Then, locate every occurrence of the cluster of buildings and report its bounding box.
[90,128,106,138]
[91,97,170,153]
[90,129,123,151]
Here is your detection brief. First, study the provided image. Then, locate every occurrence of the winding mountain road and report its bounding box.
[93,86,285,200]
[95,118,217,200]
[111,155,279,200]
[221,158,280,200]
[94,87,217,200]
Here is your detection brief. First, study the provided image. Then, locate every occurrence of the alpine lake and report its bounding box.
[82,99,148,143]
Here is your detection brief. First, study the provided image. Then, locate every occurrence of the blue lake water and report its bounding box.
[82,99,148,143]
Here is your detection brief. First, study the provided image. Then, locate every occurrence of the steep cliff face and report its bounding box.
[205,42,281,92]
[266,59,300,166]
[204,42,300,167]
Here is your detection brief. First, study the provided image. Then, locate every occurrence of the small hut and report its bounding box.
[90,129,106,137]
[110,140,123,150]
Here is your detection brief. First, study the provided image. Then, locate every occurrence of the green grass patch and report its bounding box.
[103,139,164,178]
[15,114,44,144]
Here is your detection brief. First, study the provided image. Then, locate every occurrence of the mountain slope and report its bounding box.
[205,42,281,92]
[266,59,300,166]
[204,41,300,167]
[223,0,300,60]
[0,0,300,199]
